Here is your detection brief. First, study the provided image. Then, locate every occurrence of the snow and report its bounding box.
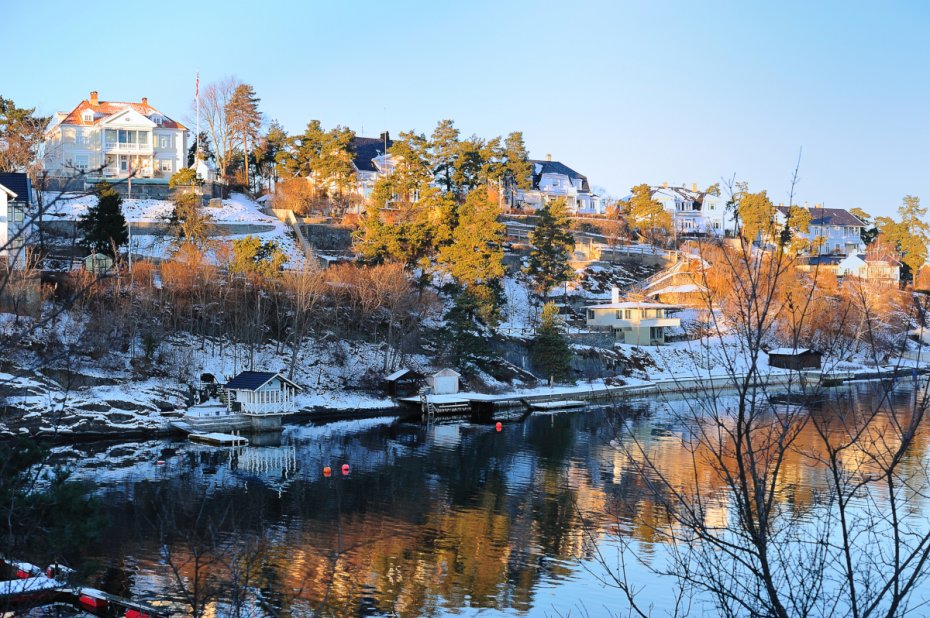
[767,348,814,356]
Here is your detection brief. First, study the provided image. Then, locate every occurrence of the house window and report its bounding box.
[650,327,664,341]
[82,112,94,123]
[8,206,24,224]
[624,309,632,319]
[160,160,173,173]
[152,115,163,125]
[159,136,170,149]
[75,155,88,170]
[587,310,594,320]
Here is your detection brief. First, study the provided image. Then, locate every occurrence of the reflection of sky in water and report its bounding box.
[36,382,930,616]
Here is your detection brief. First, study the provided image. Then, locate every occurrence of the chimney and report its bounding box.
[546,153,552,162]
[141,97,148,106]
[691,182,697,192]
[662,181,668,189]
[379,131,390,143]
[611,286,620,304]
[89,91,99,105]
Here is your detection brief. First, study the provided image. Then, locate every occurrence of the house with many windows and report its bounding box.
[0,173,33,268]
[775,205,865,255]
[644,184,730,237]
[585,288,679,345]
[351,132,394,204]
[43,91,188,181]
[513,156,604,214]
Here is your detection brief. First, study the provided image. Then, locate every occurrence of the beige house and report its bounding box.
[585,291,679,345]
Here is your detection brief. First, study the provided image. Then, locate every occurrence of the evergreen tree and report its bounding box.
[79,181,128,257]
[438,188,505,324]
[531,302,573,385]
[850,207,879,245]
[225,83,262,190]
[431,119,460,193]
[230,235,286,277]
[627,184,673,244]
[875,196,930,280]
[186,131,215,166]
[525,198,575,295]
[443,287,493,367]
[0,96,50,173]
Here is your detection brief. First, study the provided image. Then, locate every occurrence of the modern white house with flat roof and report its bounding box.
[585,289,679,345]
[43,91,188,181]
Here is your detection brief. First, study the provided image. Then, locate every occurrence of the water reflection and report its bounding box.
[43,383,930,616]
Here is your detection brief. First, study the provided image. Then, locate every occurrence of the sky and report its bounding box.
[5,0,928,217]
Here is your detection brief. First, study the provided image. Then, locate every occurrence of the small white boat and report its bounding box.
[530,400,587,411]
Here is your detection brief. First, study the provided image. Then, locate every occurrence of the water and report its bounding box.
[39,382,930,616]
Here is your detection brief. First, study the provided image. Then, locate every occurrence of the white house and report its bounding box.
[645,184,731,237]
[224,371,302,416]
[514,156,604,214]
[43,91,188,181]
[351,133,394,205]
[775,205,865,256]
[585,289,680,345]
[0,173,32,268]
[836,253,901,285]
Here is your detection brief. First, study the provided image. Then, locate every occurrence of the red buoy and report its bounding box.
[323,466,332,477]
[341,464,350,475]
[495,422,502,432]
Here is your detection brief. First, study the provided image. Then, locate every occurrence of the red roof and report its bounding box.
[59,98,186,130]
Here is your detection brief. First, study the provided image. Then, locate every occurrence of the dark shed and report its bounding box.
[384,368,425,397]
[766,348,822,370]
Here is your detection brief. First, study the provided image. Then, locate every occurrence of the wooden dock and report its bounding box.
[188,432,249,447]
[398,368,912,423]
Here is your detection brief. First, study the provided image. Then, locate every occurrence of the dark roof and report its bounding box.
[0,173,30,203]
[777,206,865,227]
[225,371,300,391]
[530,159,590,192]
[803,255,844,266]
[352,135,393,173]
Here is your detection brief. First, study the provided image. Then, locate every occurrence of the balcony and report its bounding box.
[104,142,153,154]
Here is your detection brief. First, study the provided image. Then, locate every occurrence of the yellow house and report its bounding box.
[585,299,680,345]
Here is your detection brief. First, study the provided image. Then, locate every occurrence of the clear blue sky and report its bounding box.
[6,0,928,217]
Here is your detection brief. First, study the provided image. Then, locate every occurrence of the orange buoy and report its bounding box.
[323,466,332,477]
[495,422,502,432]
[341,464,350,475]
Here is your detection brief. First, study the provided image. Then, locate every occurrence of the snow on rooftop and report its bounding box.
[586,301,675,310]
[766,348,814,356]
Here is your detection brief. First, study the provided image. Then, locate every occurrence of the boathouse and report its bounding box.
[384,368,425,397]
[224,371,302,415]
[766,348,822,370]
[426,369,461,395]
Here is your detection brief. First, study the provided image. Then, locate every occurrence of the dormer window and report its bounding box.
[82,111,94,123]
[151,115,163,125]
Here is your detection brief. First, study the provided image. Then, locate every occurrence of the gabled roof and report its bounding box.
[777,206,865,227]
[352,136,393,172]
[57,97,186,130]
[530,159,590,192]
[767,348,817,356]
[0,173,29,203]
[225,371,301,391]
[432,368,461,377]
[385,368,423,381]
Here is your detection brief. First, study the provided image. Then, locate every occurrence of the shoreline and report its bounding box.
[9,364,926,446]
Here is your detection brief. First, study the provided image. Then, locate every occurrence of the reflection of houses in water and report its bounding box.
[230,446,299,497]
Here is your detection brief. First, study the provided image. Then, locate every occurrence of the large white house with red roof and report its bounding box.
[43,91,188,181]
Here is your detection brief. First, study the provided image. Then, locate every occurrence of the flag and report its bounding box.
[195,72,199,99]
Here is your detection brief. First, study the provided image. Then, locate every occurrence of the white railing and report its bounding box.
[104,142,153,153]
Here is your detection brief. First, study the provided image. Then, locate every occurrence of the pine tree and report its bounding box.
[627,184,673,245]
[531,302,573,385]
[438,188,505,324]
[525,198,575,295]
[186,131,214,166]
[443,287,493,367]
[79,181,128,257]
[431,119,460,193]
[225,84,262,191]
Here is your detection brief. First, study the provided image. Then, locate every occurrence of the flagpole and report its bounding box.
[195,71,200,160]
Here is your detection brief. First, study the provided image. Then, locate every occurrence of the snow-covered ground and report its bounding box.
[44,191,306,269]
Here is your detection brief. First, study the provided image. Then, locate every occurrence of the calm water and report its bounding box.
[41,382,930,616]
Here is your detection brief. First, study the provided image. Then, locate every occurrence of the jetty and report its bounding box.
[189,432,249,447]
[399,367,928,424]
